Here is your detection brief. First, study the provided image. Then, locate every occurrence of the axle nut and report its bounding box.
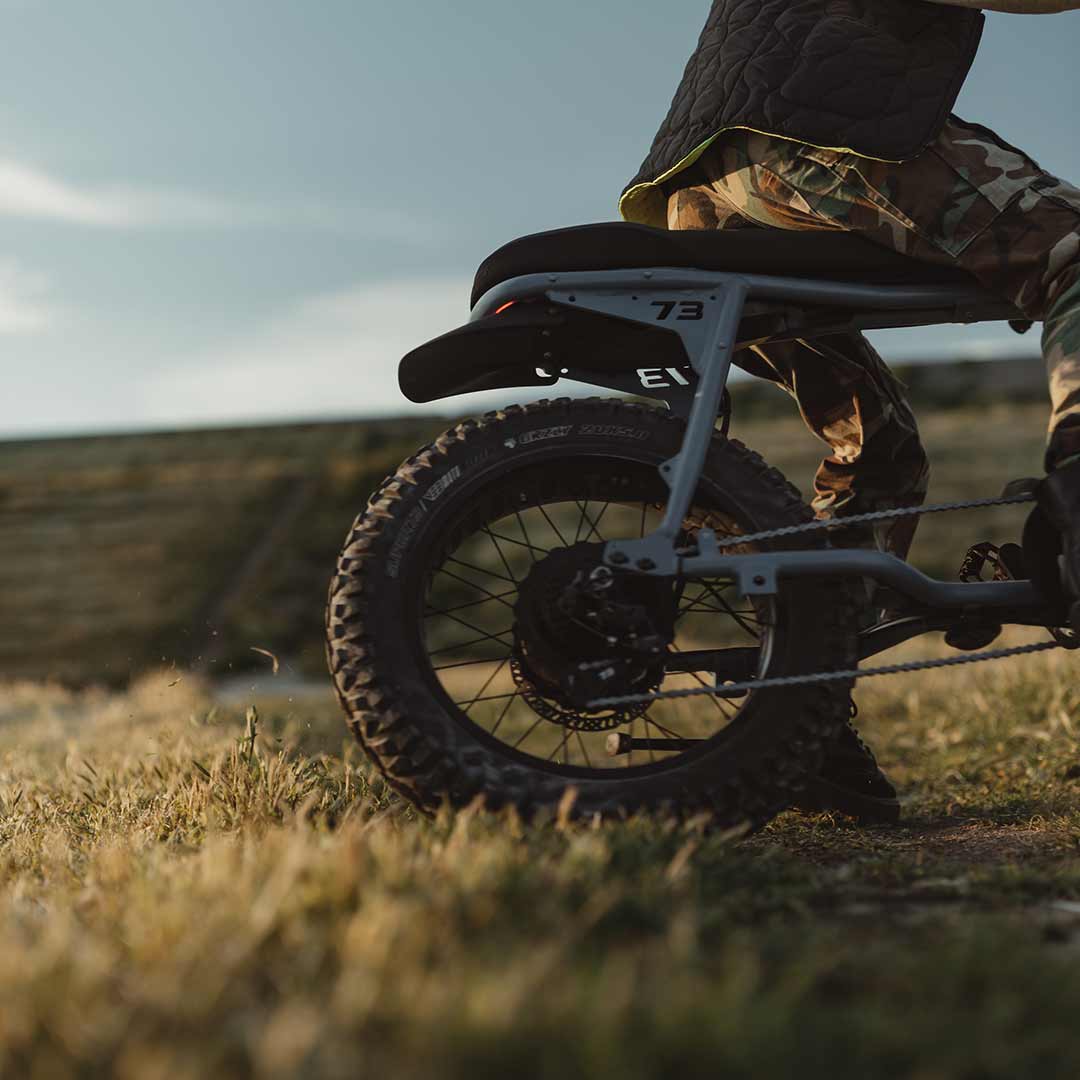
[637,558,657,571]
[609,552,629,565]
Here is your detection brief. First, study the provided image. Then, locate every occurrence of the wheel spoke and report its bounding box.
[455,690,521,709]
[578,501,612,544]
[426,588,518,618]
[429,635,512,658]
[483,530,548,558]
[641,714,657,764]
[576,730,594,769]
[483,527,519,585]
[458,657,511,715]
[537,505,570,548]
[548,726,574,764]
[435,656,511,673]
[698,581,762,637]
[445,556,518,588]
[436,567,518,609]
[514,510,543,563]
[686,669,736,717]
[667,642,732,717]
[645,714,688,741]
[676,601,732,619]
[512,715,546,751]
[429,607,513,647]
[680,580,757,613]
[489,692,519,738]
[574,500,590,544]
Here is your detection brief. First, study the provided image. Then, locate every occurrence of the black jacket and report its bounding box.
[621,0,985,225]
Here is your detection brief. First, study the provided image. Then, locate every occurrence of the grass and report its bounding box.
[4,648,1080,1078]
[0,417,447,685]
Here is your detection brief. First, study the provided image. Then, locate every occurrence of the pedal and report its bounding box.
[957,541,1024,584]
[946,541,1014,651]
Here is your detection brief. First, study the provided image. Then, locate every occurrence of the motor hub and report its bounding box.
[513,541,676,713]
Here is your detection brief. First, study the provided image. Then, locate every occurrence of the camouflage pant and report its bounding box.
[666,117,1080,558]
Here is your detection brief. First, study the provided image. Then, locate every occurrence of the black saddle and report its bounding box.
[471,222,976,309]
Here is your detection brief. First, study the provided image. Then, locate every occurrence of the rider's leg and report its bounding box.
[1035,266,1080,597]
[678,121,1080,587]
[665,121,1080,819]
[742,334,930,561]
[1045,268,1080,469]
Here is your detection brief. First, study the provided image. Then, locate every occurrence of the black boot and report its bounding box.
[1039,456,1080,607]
[791,710,901,825]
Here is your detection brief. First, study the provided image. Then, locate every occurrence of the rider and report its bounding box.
[622,0,1080,824]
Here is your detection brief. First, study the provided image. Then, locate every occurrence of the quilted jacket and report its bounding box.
[621,0,985,226]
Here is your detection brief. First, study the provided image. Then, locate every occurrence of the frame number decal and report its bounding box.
[651,300,705,322]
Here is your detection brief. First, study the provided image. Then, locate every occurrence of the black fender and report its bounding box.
[397,301,689,404]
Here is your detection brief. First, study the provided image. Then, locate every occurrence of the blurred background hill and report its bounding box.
[0,355,1051,687]
[0,414,446,685]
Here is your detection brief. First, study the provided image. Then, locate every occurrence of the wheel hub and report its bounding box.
[513,541,676,716]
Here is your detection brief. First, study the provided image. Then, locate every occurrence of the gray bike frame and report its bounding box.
[471,267,1044,614]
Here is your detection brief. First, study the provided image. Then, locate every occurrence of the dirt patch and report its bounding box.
[884,820,1074,866]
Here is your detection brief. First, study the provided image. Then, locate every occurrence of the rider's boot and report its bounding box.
[791,705,901,825]
[1038,455,1080,620]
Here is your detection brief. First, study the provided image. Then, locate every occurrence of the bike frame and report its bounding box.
[470,267,1058,637]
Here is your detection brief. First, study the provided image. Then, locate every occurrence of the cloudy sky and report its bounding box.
[2,1,1078,437]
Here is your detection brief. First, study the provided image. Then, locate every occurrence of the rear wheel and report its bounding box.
[327,399,860,827]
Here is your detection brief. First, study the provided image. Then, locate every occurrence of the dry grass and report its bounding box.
[5,651,1080,1078]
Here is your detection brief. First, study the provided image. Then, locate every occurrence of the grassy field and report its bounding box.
[3,644,1080,1078]
[0,417,446,685]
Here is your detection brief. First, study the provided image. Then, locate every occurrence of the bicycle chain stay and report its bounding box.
[587,488,1075,710]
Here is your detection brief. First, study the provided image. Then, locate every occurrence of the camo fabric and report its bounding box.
[667,116,1080,555]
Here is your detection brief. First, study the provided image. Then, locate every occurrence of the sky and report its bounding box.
[1,1,1078,438]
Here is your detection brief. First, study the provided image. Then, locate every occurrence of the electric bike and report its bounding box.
[326,222,1071,827]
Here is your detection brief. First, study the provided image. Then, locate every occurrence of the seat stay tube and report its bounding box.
[653,279,747,543]
[544,275,749,576]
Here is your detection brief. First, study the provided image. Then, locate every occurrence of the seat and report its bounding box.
[471,222,978,309]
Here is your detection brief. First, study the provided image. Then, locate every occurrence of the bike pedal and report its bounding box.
[958,541,1023,584]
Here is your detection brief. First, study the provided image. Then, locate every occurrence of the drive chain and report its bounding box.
[589,489,1069,709]
[708,492,1037,550]
[589,640,1062,709]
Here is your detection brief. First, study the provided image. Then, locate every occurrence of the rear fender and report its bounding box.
[397,301,689,404]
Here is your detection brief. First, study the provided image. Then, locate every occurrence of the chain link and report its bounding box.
[589,640,1062,709]
[589,489,1063,709]
[710,492,1037,550]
